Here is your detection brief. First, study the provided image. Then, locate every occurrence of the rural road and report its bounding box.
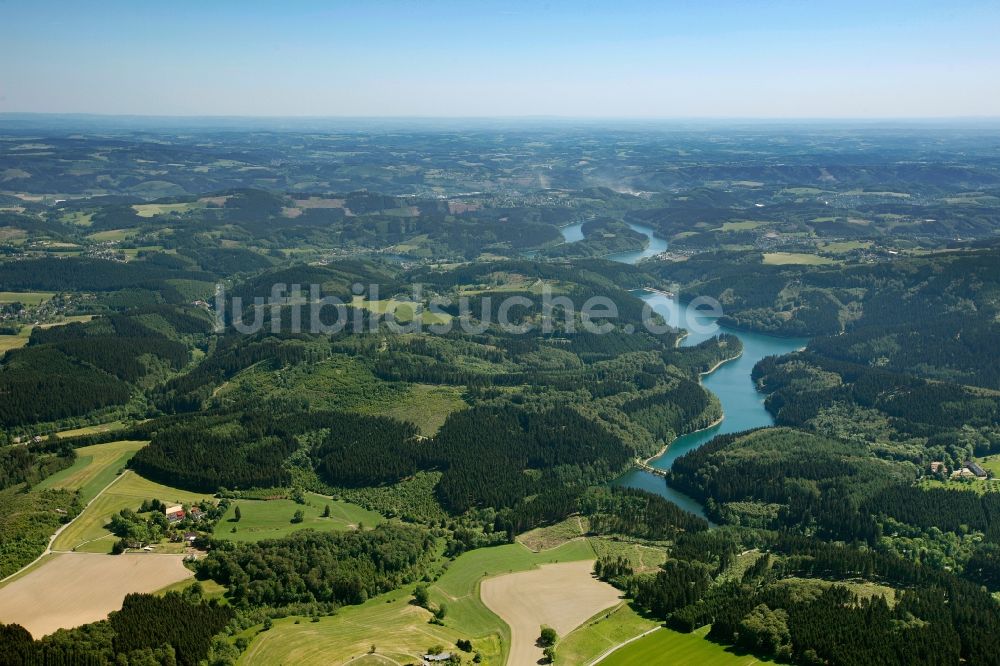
[0,469,133,586]
[584,625,662,666]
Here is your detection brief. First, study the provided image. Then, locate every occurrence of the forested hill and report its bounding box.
[656,243,1000,388]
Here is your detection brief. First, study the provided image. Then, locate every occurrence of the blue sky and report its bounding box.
[1,0,998,117]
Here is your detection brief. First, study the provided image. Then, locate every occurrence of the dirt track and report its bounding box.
[480,560,621,666]
[0,552,192,637]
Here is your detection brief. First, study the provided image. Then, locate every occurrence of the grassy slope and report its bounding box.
[37,440,145,504]
[557,602,658,666]
[216,493,383,543]
[599,626,765,666]
[239,540,595,666]
[54,421,127,440]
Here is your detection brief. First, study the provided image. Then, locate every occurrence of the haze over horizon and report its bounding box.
[2,0,999,119]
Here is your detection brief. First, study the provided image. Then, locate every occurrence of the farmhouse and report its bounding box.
[964,461,988,479]
[930,461,947,474]
[188,507,205,521]
[165,505,185,523]
[422,653,452,665]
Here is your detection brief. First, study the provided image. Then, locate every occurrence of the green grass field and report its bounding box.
[37,440,146,503]
[598,626,766,666]
[217,494,383,543]
[85,228,133,242]
[154,578,228,601]
[718,221,765,232]
[762,252,837,266]
[239,585,471,666]
[977,454,1000,476]
[54,421,128,440]
[817,240,872,253]
[51,471,208,553]
[132,202,203,217]
[557,602,659,665]
[0,327,29,354]
[239,540,595,666]
[350,296,452,325]
[0,291,55,305]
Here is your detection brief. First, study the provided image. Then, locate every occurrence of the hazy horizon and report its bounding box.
[2,0,999,119]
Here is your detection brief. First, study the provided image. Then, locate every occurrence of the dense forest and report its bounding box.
[197,524,436,608]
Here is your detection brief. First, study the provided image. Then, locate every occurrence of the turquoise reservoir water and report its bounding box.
[559,222,807,516]
[559,220,586,243]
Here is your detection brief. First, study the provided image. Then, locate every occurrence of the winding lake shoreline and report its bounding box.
[559,221,808,516]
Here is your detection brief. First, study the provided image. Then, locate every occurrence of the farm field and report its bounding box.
[556,602,658,666]
[598,626,766,666]
[0,552,192,638]
[0,290,54,305]
[51,471,208,553]
[718,221,765,231]
[85,228,133,241]
[0,327,29,353]
[818,240,872,253]
[132,201,204,217]
[762,252,837,266]
[54,420,128,439]
[37,439,145,503]
[240,540,595,666]
[480,560,621,666]
[217,494,383,542]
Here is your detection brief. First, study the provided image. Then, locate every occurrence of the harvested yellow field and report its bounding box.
[762,252,837,266]
[0,552,192,637]
[480,560,620,666]
[0,333,28,354]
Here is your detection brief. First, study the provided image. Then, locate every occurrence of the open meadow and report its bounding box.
[37,439,145,503]
[556,602,658,666]
[217,493,383,542]
[0,290,54,305]
[598,626,766,666]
